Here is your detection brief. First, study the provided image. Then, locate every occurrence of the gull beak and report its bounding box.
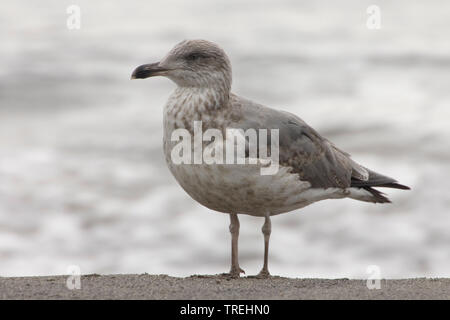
[131,62,170,80]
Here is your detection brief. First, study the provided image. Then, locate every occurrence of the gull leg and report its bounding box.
[257,214,272,278]
[228,213,245,278]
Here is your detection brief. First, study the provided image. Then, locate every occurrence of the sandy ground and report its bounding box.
[0,274,449,299]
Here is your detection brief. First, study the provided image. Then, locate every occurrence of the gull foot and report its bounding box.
[221,267,245,279]
[255,269,271,279]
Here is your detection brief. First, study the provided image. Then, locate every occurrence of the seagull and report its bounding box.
[131,39,410,278]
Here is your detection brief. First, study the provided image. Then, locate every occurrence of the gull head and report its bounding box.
[131,40,232,91]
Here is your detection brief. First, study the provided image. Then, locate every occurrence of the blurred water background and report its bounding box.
[0,0,449,278]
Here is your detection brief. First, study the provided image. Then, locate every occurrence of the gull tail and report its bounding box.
[349,169,410,204]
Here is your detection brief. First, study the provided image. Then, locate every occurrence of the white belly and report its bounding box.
[165,161,347,216]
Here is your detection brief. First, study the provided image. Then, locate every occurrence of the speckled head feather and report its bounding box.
[159,40,232,92]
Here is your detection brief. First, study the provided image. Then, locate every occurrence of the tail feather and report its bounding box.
[351,169,410,190]
[375,182,410,190]
[361,187,391,203]
[349,169,410,203]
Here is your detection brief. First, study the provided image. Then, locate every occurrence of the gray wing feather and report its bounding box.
[231,94,363,189]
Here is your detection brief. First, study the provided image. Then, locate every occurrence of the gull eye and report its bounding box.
[186,53,201,61]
